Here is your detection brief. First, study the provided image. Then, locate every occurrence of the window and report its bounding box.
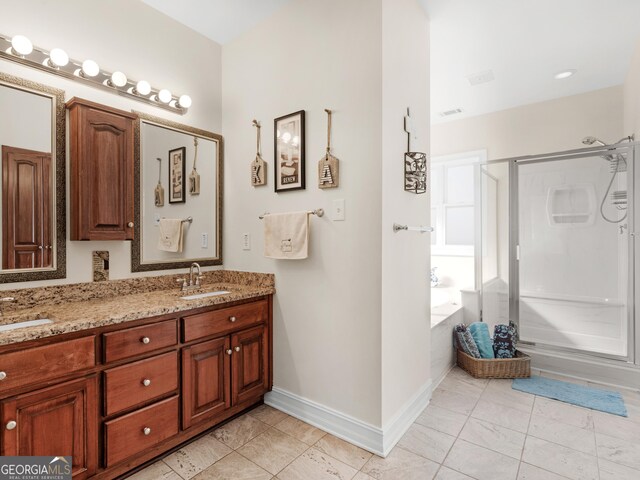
[431,151,486,256]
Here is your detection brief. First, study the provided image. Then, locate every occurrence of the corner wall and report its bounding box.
[0,0,222,288]
[380,0,431,434]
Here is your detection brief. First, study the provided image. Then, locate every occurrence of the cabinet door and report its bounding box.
[182,337,231,429]
[68,99,135,241]
[231,325,269,406]
[0,376,98,479]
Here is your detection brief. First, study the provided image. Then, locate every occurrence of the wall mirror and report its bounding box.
[0,73,65,283]
[132,112,222,271]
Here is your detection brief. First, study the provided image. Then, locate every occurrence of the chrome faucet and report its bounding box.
[176,263,203,291]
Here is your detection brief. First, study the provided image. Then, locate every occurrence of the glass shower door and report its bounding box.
[516,149,632,359]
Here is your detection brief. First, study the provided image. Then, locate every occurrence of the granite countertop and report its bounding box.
[0,270,275,346]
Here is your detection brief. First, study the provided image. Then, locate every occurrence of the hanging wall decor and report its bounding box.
[274,110,305,192]
[318,108,339,189]
[403,107,427,194]
[169,146,186,203]
[154,157,165,207]
[251,119,267,186]
[189,136,200,195]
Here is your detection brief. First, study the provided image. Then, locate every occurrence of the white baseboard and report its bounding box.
[265,380,432,458]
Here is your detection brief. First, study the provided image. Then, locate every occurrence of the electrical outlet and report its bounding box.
[332,199,345,221]
[201,233,208,249]
[242,233,251,250]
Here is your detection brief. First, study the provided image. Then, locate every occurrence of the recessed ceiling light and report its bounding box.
[554,70,576,80]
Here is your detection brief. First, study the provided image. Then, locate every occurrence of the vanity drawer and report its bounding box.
[103,319,177,363]
[103,351,178,416]
[0,336,95,391]
[104,395,179,467]
[182,300,268,342]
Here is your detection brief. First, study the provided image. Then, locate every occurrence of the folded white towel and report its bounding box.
[264,211,309,259]
[158,218,184,252]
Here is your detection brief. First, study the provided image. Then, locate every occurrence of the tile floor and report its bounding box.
[128,368,640,480]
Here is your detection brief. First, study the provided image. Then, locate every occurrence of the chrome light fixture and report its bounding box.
[10,35,32,56]
[0,33,191,114]
[48,48,69,68]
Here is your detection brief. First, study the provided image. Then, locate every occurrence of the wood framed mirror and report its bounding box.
[0,73,65,283]
[131,112,223,272]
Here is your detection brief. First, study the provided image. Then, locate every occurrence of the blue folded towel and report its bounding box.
[469,322,494,359]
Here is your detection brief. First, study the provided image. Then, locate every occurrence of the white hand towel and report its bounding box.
[264,211,309,259]
[158,219,184,252]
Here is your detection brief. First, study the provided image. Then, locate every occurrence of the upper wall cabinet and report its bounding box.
[67,98,137,241]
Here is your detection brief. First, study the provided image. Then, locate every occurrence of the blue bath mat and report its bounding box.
[512,376,627,417]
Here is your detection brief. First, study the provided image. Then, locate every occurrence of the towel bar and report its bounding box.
[182,217,193,224]
[259,209,324,220]
[393,223,433,233]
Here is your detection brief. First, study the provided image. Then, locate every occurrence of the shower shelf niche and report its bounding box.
[546,184,596,226]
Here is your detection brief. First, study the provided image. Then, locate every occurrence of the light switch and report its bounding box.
[332,199,345,221]
[201,233,208,249]
[242,233,251,250]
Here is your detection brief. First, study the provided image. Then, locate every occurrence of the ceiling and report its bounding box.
[141,0,293,45]
[420,0,640,123]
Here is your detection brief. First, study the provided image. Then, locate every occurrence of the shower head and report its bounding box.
[582,136,607,146]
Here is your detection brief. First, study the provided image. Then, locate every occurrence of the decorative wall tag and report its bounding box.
[318,109,339,189]
[251,119,267,186]
[189,136,200,195]
[403,107,427,194]
[154,157,165,206]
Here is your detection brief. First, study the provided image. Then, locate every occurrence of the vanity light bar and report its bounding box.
[0,33,191,115]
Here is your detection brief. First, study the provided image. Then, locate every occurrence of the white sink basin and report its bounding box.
[0,318,53,332]
[180,290,230,300]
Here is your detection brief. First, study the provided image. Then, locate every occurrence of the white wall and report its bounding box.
[222,0,384,426]
[380,0,431,426]
[432,86,624,160]
[0,0,222,288]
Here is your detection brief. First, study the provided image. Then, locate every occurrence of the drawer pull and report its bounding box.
[226,349,232,355]
[0,371,6,380]
[142,427,151,436]
[141,337,151,345]
[6,421,16,430]
[234,346,241,352]
[229,316,237,323]
[142,378,151,387]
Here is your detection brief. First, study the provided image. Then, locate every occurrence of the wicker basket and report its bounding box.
[456,349,531,379]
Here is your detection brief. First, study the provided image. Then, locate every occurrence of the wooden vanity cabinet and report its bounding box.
[67,98,136,241]
[0,296,272,479]
[0,376,98,480]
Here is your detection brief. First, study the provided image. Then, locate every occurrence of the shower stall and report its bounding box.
[478,140,639,385]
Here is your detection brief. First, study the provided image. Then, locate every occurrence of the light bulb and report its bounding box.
[177,94,192,109]
[11,35,33,56]
[81,59,100,77]
[157,89,172,104]
[135,80,151,96]
[48,48,69,67]
[109,71,127,87]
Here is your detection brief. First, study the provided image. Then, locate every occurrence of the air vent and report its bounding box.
[466,70,495,86]
[439,108,463,117]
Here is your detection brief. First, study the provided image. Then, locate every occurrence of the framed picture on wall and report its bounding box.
[168,146,186,203]
[274,110,305,192]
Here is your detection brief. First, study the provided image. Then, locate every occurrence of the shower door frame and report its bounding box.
[486,143,637,364]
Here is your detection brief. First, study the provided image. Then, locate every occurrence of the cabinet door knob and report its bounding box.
[226,349,233,355]
[128,222,134,228]
[0,371,6,380]
[38,245,43,250]
[142,427,151,436]
[142,379,151,387]
[6,421,16,430]
[229,316,237,323]
[141,337,151,344]
[234,346,240,352]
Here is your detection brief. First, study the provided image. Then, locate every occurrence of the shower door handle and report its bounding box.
[516,244,520,261]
